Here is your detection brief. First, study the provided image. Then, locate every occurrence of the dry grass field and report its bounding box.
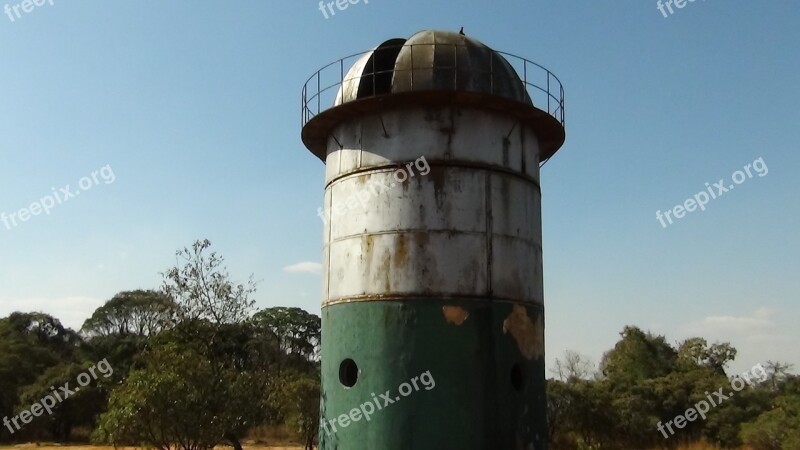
[0,446,305,450]
[0,443,755,450]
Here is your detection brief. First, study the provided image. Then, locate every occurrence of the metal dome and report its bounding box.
[335,30,532,106]
[302,30,565,162]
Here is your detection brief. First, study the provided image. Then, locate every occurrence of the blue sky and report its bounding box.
[0,0,797,375]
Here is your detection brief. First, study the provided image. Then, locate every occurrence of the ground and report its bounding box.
[0,446,305,450]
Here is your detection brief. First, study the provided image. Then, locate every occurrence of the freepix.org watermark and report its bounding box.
[1,164,116,232]
[656,157,768,228]
[317,156,430,224]
[317,0,368,19]
[3,359,114,435]
[656,363,768,439]
[656,0,703,18]
[4,0,54,22]
[321,370,436,437]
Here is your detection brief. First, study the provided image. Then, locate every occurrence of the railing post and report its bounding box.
[523,60,527,94]
[547,72,551,114]
[340,59,344,104]
[490,53,494,94]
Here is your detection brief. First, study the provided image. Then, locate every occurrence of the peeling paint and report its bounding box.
[503,304,544,360]
[442,306,469,325]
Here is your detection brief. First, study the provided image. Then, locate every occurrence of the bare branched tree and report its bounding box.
[764,360,794,391]
[551,350,596,382]
[161,239,256,327]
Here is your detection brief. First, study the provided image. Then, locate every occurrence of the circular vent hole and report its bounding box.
[511,363,525,391]
[339,359,359,387]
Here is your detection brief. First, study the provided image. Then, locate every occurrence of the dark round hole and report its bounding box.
[339,359,359,387]
[511,363,525,391]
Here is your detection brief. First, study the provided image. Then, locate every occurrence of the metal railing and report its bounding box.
[301,43,565,130]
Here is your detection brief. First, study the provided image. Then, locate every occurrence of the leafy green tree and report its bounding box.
[740,393,800,449]
[651,366,729,444]
[16,362,110,441]
[547,378,618,449]
[94,343,263,450]
[96,240,265,450]
[600,326,677,382]
[81,290,175,338]
[0,313,82,442]
[677,338,736,375]
[277,374,320,450]
[251,307,321,374]
[597,327,678,447]
[80,290,176,378]
[4,312,81,356]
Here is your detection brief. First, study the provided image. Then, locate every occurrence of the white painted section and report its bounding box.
[321,106,544,306]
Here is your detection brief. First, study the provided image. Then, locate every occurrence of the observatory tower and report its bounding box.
[301,30,566,450]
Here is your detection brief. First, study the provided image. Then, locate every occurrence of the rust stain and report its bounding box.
[413,231,429,247]
[394,234,408,268]
[362,235,374,263]
[503,304,544,360]
[442,306,469,325]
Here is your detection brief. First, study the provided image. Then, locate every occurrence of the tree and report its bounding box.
[600,326,676,382]
[0,313,82,443]
[278,374,321,450]
[81,290,176,338]
[546,379,617,449]
[251,307,321,370]
[677,337,736,375]
[4,312,81,355]
[80,290,176,377]
[764,361,794,392]
[551,350,595,382]
[740,393,800,450]
[17,362,109,441]
[96,240,263,450]
[94,343,263,450]
[162,239,256,328]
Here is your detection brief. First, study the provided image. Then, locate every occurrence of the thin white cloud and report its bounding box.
[677,308,795,374]
[680,308,783,351]
[283,262,322,275]
[699,308,776,334]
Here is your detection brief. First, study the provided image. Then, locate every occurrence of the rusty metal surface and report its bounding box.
[320,300,547,450]
[320,107,544,308]
[390,30,532,106]
[305,30,564,450]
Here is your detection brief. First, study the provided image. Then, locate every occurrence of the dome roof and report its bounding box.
[335,30,532,106]
[305,30,565,162]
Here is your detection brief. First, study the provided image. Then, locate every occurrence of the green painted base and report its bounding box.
[320,299,547,450]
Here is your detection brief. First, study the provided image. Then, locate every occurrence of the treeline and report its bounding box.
[547,327,800,449]
[0,240,321,450]
[1,239,798,450]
